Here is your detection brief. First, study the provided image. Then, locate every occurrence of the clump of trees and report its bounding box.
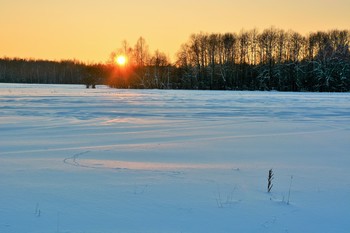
[106,37,172,89]
[1,28,349,92]
[0,58,106,85]
[175,28,350,91]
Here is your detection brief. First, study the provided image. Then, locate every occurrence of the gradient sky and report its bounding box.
[1,0,349,63]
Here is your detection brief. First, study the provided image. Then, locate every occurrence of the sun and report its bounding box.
[115,55,127,66]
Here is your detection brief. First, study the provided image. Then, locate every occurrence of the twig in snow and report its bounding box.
[267,169,274,193]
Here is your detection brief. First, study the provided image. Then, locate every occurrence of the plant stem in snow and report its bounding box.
[267,169,274,193]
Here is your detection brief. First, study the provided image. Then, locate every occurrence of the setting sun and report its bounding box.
[116,55,127,66]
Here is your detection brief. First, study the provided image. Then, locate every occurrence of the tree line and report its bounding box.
[1,27,349,92]
[0,58,106,86]
[175,28,350,91]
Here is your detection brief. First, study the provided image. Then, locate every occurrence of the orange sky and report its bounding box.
[1,0,349,63]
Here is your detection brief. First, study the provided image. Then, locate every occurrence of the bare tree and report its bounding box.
[150,50,170,88]
[134,36,150,67]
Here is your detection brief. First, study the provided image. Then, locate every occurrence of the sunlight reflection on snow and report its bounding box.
[78,159,232,170]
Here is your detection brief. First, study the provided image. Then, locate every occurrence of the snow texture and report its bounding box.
[1,83,350,233]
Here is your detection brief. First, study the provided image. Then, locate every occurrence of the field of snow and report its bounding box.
[1,83,350,233]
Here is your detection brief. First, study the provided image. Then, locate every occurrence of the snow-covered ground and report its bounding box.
[1,83,349,233]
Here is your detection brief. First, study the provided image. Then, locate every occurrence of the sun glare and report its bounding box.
[116,55,127,66]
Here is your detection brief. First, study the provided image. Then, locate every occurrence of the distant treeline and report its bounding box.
[0,59,106,86]
[1,27,350,92]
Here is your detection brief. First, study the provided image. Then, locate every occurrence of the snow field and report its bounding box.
[0,83,350,233]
